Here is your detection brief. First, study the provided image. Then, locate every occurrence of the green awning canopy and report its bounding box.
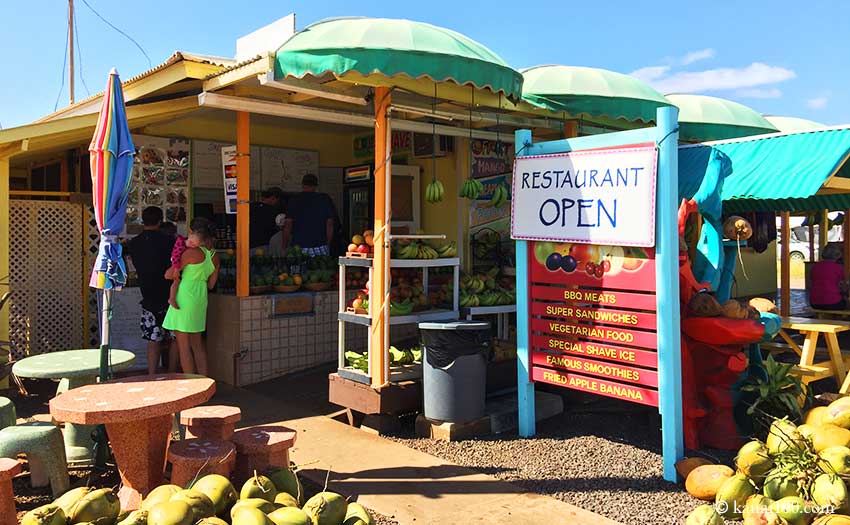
[274,17,524,102]
[679,127,850,213]
[764,115,825,133]
[667,94,778,142]
[520,65,672,123]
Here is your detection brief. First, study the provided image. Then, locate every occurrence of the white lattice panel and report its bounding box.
[9,201,85,357]
[85,205,100,347]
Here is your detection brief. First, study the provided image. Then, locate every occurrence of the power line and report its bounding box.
[54,13,70,111]
[79,0,152,69]
[72,4,91,97]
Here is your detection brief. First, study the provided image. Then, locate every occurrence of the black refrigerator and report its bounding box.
[343,165,373,242]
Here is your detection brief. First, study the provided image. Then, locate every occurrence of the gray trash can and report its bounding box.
[419,321,491,423]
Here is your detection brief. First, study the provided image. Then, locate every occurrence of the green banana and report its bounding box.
[426,179,444,203]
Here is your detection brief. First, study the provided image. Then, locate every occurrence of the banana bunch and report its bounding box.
[425,179,444,203]
[488,183,509,208]
[460,274,487,294]
[435,242,457,258]
[395,242,420,259]
[459,178,484,199]
[390,299,415,316]
[459,293,480,308]
[417,244,440,259]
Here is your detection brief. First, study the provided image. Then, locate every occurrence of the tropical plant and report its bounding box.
[740,354,810,439]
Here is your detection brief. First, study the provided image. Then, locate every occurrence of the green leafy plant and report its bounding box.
[740,354,810,438]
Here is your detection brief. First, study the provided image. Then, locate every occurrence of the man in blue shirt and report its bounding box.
[283,174,335,256]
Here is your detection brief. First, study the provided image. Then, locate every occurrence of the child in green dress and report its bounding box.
[162,218,219,376]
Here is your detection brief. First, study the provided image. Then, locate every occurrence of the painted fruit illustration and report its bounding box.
[533,242,555,265]
[561,255,577,273]
[545,253,562,271]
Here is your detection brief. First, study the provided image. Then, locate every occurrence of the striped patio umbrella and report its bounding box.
[89,69,135,382]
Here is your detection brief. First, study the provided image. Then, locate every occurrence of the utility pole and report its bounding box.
[68,0,75,104]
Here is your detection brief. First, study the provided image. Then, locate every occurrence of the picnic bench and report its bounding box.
[763,317,850,393]
[812,309,850,320]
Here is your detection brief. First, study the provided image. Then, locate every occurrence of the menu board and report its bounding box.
[127,135,190,232]
[258,147,319,192]
[527,241,659,406]
[192,140,261,189]
[471,139,512,179]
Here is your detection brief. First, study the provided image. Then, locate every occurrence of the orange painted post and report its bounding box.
[820,210,829,256]
[563,120,578,139]
[236,112,250,298]
[370,87,391,388]
[780,211,791,317]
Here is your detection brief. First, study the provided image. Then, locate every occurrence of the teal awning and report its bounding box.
[679,127,850,213]
[274,17,524,102]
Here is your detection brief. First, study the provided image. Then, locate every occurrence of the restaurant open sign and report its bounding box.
[511,145,657,247]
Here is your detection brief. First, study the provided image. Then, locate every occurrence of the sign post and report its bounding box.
[513,107,682,481]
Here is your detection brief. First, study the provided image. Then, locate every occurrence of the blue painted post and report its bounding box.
[515,128,536,437]
[655,106,683,482]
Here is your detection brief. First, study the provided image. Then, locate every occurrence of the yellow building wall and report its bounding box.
[731,242,778,299]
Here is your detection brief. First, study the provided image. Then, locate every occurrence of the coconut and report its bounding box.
[303,492,348,525]
[21,504,67,525]
[116,510,148,525]
[771,496,813,525]
[686,465,735,501]
[268,507,313,525]
[230,498,277,519]
[767,419,804,455]
[812,474,850,513]
[685,504,724,525]
[344,502,375,525]
[267,468,304,505]
[716,473,757,519]
[192,474,238,517]
[806,406,831,426]
[170,489,215,522]
[196,518,229,525]
[737,441,774,482]
[274,492,300,508]
[147,501,195,525]
[677,457,713,480]
[825,402,850,429]
[67,488,120,525]
[231,507,273,525]
[814,515,850,524]
[764,470,801,500]
[241,474,278,503]
[798,424,817,440]
[55,487,95,517]
[743,494,774,521]
[811,424,850,452]
[821,446,850,475]
[141,485,183,511]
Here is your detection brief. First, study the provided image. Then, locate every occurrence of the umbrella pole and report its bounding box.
[94,288,113,469]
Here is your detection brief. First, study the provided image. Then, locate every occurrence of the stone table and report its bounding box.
[49,373,215,510]
[13,349,136,463]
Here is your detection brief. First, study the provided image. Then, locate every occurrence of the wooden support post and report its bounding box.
[236,112,250,298]
[370,87,391,388]
[820,210,830,257]
[809,220,815,263]
[781,211,791,317]
[0,157,8,390]
[844,210,850,276]
[563,120,578,139]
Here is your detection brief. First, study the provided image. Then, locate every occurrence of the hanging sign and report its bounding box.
[221,145,237,214]
[526,241,659,406]
[511,145,657,247]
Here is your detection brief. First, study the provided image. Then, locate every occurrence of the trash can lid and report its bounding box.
[418,321,490,331]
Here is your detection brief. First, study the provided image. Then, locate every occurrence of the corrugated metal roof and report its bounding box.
[35,51,234,123]
[679,126,850,212]
[203,54,269,80]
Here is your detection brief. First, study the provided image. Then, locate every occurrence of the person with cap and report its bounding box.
[283,174,336,257]
[249,186,284,249]
[268,213,287,258]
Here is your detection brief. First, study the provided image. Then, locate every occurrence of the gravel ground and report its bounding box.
[388,393,736,525]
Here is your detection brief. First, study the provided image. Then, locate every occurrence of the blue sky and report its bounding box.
[2,0,848,129]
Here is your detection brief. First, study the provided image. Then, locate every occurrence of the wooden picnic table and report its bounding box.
[777,316,850,393]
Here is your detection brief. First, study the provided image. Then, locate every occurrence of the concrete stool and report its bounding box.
[167,438,236,488]
[180,405,241,441]
[232,426,296,483]
[0,422,69,497]
[0,458,21,525]
[0,398,15,431]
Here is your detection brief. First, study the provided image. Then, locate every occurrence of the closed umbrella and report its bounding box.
[89,69,135,383]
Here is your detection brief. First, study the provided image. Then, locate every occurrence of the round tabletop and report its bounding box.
[49,373,215,425]
[13,349,136,379]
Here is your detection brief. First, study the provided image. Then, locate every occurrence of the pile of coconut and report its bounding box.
[683,397,850,525]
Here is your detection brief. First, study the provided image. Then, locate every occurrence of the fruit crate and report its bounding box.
[345,251,373,259]
[337,254,460,385]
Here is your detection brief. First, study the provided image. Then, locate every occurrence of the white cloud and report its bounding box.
[629,65,670,83]
[649,63,796,94]
[681,48,715,65]
[807,96,829,110]
[734,87,783,99]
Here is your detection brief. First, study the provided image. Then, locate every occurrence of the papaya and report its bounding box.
[686,464,734,501]
[676,457,712,480]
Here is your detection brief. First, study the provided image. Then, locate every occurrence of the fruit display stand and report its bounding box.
[335,254,460,386]
[461,304,516,339]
